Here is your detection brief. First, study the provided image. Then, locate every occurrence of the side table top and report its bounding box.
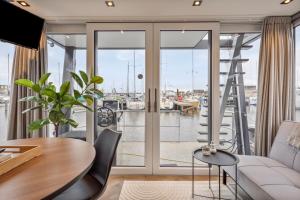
[193,149,239,166]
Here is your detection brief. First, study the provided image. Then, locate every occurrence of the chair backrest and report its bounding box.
[270,121,300,172]
[90,129,121,186]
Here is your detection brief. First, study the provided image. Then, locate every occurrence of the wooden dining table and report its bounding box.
[0,138,96,200]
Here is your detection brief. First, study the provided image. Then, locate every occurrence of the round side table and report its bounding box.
[192,148,239,200]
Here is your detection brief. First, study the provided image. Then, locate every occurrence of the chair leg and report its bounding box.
[223,170,227,185]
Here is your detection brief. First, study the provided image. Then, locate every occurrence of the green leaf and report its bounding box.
[49,110,65,124]
[15,79,34,88]
[90,76,103,84]
[74,89,81,100]
[41,88,57,99]
[90,88,103,98]
[79,71,89,85]
[32,84,41,93]
[83,95,93,106]
[22,105,42,114]
[70,72,83,88]
[66,119,79,128]
[39,73,51,85]
[28,119,50,132]
[47,84,56,92]
[62,94,75,102]
[60,81,70,96]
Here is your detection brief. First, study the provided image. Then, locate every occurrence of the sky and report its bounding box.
[0,42,14,85]
[1,29,299,93]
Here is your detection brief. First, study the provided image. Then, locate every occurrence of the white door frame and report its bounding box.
[86,23,154,174]
[86,22,220,175]
[152,23,220,175]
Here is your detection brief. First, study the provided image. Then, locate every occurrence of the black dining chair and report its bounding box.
[53,129,121,200]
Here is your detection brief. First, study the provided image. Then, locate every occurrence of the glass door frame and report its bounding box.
[152,23,220,175]
[86,23,154,174]
[86,22,220,175]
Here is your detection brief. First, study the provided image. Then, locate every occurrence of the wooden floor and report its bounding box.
[100,175,217,200]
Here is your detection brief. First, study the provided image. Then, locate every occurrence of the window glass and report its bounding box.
[47,34,87,137]
[219,33,260,154]
[0,41,14,142]
[295,26,300,121]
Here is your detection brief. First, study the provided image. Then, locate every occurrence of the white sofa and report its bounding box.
[223,121,300,200]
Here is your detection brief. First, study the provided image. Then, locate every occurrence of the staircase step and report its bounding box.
[198,131,228,135]
[233,72,246,75]
[200,123,230,127]
[225,105,236,108]
[201,114,232,117]
[228,73,246,79]
[220,59,249,63]
[220,45,253,50]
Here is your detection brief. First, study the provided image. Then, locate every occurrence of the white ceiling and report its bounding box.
[11,0,300,23]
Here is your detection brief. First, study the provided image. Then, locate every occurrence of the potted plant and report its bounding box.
[15,71,103,137]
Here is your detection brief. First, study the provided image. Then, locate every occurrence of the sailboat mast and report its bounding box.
[127,61,130,96]
[192,50,194,94]
[133,50,136,98]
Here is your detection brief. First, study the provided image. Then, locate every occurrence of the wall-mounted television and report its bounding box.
[0,1,45,49]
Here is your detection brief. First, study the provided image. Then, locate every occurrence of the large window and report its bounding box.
[0,41,14,142]
[295,26,300,121]
[47,34,87,137]
[219,33,260,154]
[96,31,146,167]
[159,31,209,167]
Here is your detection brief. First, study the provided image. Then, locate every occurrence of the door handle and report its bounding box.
[154,88,158,112]
[147,88,151,112]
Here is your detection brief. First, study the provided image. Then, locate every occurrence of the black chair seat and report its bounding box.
[53,129,121,200]
[54,174,103,200]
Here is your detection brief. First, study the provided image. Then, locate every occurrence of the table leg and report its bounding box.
[218,165,221,200]
[192,156,194,198]
[235,164,238,200]
[209,164,211,189]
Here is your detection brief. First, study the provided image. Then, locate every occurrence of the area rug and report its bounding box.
[119,181,235,200]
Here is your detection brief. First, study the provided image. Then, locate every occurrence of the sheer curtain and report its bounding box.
[7,25,48,140]
[255,17,294,156]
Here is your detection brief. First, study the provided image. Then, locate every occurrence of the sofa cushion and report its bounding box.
[262,185,300,200]
[269,121,300,172]
[223,155,300,200]
[271,166,300,188]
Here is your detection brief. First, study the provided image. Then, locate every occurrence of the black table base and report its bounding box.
[192,152,238,200]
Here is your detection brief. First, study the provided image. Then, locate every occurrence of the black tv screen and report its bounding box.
[0,1,45,49]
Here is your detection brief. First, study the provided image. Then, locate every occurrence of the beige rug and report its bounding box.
[119,181,235,200]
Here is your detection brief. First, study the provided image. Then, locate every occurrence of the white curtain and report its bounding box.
[255,17,294,156]
[7,25,48,140]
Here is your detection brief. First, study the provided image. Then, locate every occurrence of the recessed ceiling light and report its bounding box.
[17,1,30,7]
[281,0,293,4]
[193,0,202,6]
[105,1,115,7]
[66,35,70,39]
[120,30,124,34]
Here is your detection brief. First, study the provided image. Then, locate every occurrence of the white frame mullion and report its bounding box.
[153,23,220,175]
[86,23,154,174]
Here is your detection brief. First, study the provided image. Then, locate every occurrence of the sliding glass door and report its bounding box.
[87,23,153,174]
[153,23,220,174]
[87,23,219,174]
